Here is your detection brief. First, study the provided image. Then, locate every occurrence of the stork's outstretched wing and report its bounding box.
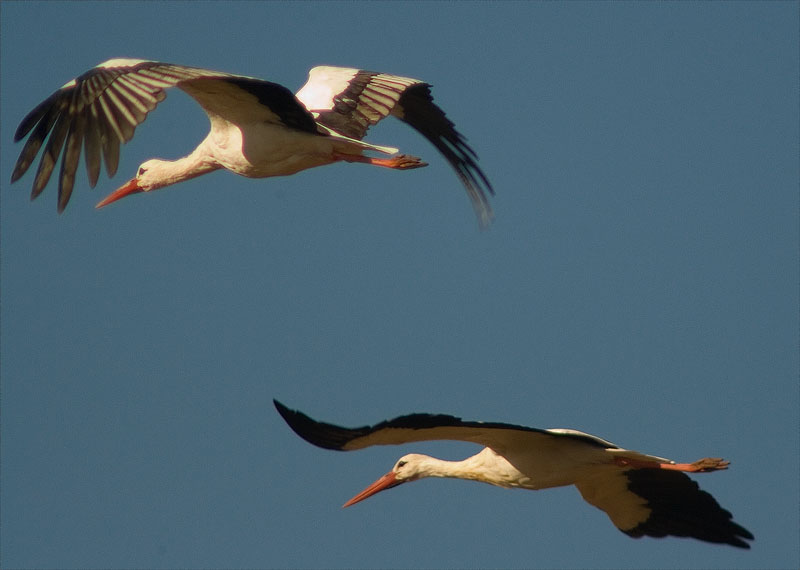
[273,400,617,453]
[296,67,494,227]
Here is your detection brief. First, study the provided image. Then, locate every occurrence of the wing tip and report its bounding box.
[273,399,291,418]
[273,400,351,451]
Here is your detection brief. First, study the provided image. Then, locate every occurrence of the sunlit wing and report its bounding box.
[274,399,619,454]
[296,66,495,228]
[12,58,316,212]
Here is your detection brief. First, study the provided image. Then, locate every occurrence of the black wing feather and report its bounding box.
[83,106,102,187]
[396,84,494,229]
[623,468,754,549]
[219,77,318,134]
[58,100,86,212]
[32,109,71,200]
[274,400,467,450]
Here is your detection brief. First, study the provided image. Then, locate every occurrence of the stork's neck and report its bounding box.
[418,448,527,489]
[143,142,220,190]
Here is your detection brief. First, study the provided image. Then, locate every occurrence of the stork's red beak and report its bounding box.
[95,178,143,209]
[343,471,401,508]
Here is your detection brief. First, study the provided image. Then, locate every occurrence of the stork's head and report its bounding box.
[342,454,432,507]
[95,159,174,209]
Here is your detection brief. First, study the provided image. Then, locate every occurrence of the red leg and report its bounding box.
[614,456,729,472]
[659,457,730,472]
[333,153,428,170]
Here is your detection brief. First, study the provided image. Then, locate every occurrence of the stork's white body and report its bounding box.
[182,75,401,178]
[194,120,331,179]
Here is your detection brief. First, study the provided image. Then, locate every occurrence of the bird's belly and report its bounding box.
[211,123,339,178]
[502,444,613,490]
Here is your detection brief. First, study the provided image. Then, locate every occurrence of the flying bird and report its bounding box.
[274,400,753,549]
[11,59,494,227]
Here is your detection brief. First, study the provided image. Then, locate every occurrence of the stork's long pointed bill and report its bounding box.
[342,471,401,508]
[95,178,143,209]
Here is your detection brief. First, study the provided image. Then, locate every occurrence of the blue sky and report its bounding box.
[1,2,797,568]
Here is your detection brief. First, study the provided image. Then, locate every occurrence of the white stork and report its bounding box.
[11,59,494,227]
[274,400,753,549]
